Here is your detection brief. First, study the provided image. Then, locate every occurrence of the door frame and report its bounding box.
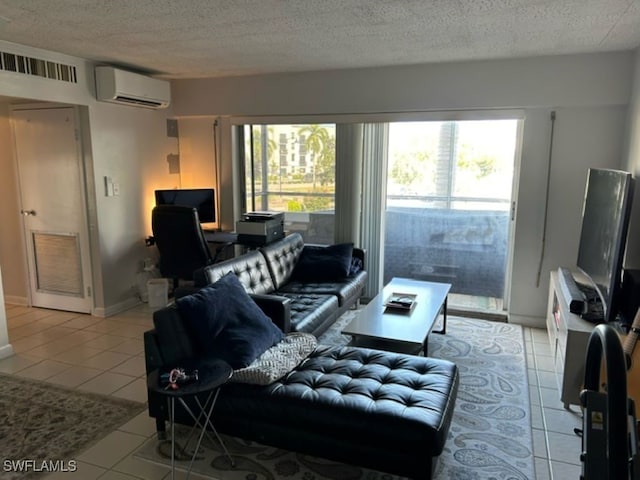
[502,118,525,311]
[10,102,94,313]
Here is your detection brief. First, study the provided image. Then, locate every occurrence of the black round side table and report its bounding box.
[147,360,233,479]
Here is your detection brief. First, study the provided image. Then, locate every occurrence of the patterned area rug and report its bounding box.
[0,373,146,480]
[138,424,401,480]
[429,316,534,479]
[135,311,534,480]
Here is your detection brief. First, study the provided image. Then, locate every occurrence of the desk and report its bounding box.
[203,230,238,244]
[202,231,237,262]
[147,361,233,479]
[203,230,283,250]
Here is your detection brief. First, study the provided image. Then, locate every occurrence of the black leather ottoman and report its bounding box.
[210,345,458,479]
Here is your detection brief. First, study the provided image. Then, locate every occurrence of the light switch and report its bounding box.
[104,176,114,197]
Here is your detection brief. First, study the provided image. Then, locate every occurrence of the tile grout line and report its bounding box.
[528,333,555,480]
[530,333,585,479]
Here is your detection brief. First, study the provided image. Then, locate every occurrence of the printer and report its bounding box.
[236,211,285,245]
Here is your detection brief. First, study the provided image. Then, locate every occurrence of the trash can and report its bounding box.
[147,278,169,309]
[137,271,152,302]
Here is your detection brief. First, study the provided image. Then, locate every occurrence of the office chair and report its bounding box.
[151,205,215,291]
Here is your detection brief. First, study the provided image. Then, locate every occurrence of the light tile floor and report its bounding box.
[525,327,583,479]
[0,303,583,479]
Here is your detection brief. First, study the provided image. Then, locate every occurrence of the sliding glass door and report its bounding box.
[234,115,521,312]
[384,119,519,313]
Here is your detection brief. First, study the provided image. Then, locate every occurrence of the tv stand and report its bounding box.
[576,281,598,302]
[581,299,605,323]
[546,270,597,408]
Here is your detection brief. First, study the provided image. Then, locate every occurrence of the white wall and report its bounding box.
[172,52,631,116]
[0,40,97,304]
[86,103,175,315]
[0,104,27,304]
[510,106,628,323]
[544,106,628,265]
[0,40,173,316]
[0,40,96,106]
[171,51,635,327]
[623,48,640,270]
[0,266,13,359]
[174,118,217,188]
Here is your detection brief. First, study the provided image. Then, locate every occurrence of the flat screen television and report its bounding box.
[576,168,634,323]
[154,188,215,223]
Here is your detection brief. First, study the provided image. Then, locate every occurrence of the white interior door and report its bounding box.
[12,106,93,313]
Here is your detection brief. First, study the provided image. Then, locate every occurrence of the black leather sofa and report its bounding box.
[145,302,460,479]
[191,232,367,337]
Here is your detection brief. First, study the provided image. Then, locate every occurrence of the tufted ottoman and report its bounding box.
[211,344,459,479]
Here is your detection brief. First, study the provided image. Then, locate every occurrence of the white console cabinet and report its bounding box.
[546,271,596,408]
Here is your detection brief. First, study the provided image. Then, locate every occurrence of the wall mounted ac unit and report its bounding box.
[95,66,170,109]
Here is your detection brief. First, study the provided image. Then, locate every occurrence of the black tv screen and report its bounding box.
[154,188,215,223]
[576,168,634,323]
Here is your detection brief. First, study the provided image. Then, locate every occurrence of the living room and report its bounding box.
[1,49,640,326]
[0,3,640,479]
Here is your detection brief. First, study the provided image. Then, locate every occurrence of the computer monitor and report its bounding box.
[154,188,215,223]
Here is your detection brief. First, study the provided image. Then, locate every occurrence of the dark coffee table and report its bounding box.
[342,277,451,355]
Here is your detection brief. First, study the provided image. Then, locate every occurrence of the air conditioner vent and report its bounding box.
[114,95,166,108]
[0,50,77,83]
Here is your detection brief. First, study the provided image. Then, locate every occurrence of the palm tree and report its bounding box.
[296,125,332,189]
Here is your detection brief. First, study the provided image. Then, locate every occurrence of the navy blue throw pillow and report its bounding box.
[176,272,284,369]
[292,243,354,282]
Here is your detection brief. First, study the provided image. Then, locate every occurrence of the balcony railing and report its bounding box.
[256,192,510,300]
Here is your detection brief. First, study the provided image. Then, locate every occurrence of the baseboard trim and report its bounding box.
[4,295,28,306]
[93,297,141,318]
[0,343,14,359]
[448,307,508,323]
[508,314,546,328]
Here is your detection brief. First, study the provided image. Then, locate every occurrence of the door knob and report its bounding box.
[20,209,36,216]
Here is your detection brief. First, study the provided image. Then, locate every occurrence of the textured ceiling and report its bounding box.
[0,0,639,79]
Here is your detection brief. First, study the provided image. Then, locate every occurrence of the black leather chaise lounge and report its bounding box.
[145,298,459,480]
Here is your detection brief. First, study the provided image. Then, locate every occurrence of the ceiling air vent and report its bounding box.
[0,50,77,83]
